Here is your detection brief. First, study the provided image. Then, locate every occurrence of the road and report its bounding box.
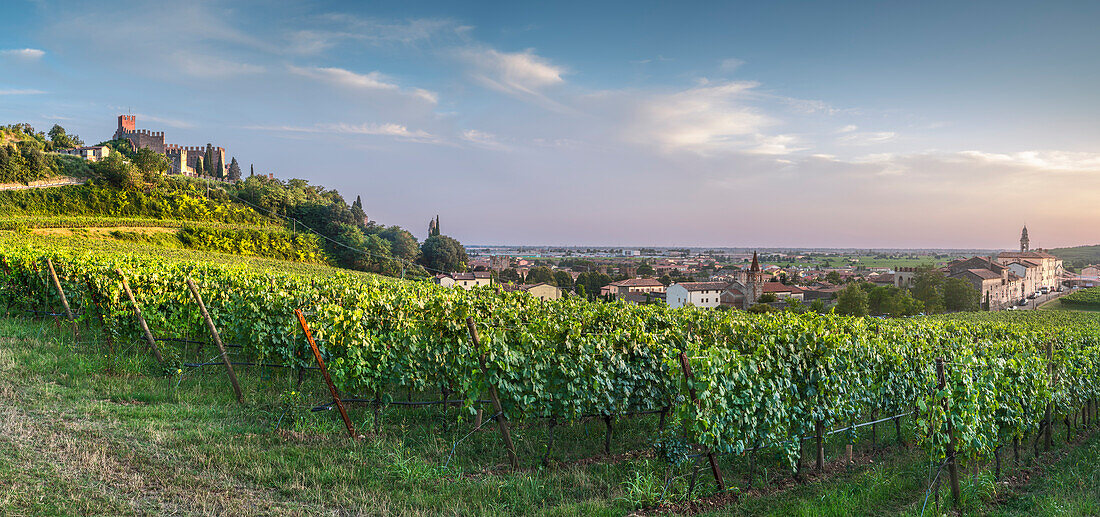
[0,177,87,191]
[1016,289,1067,311]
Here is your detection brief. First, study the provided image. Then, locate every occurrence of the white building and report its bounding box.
[665,281,727,309]
[433,272,493,290]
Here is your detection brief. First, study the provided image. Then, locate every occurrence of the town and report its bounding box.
[442,227,1075,314]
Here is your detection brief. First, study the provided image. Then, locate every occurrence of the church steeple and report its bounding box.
[750,251,760,272]
[1020,225,1030,252]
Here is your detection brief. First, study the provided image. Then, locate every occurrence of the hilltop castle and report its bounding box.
[113,115,227,178]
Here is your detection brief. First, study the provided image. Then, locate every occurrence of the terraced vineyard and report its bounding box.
[2,231,1098,508]
[1059,286,1100,309]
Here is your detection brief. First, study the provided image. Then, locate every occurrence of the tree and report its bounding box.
[636,262,655,277]
[553,271,574,289]
[576,271,613,300]
[419,235,468,273]
[250,164,254,177]
[91,152,142,190]
[203,145,214,177]
[943,278,980,312]
[659,274,672,286]
[826,271,842,284]
[912,267,946,313]
[836,283,869,316]
[47,124,82,149]
[227,157,242,182]
[215,152,225,179]
[758,293,778,303]
[376,226,418,264]
[194,156,204,177]
[526,266,555,285]
[809,299,826,313]
[498,268,521,283]
[132,147,169,182]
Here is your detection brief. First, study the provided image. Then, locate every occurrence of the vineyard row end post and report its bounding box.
[465,316,518,469]
[185,278,243,405]
[295,309,359,440]
[117,269,164,363]
[45,258,78,339]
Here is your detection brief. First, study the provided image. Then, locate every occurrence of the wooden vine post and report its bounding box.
[117,270,164,363]
[678,350,725,491]
[295,309,358,440]
[465,316,518,469]
[45,258,79,338]
[185,278,243,404]
[936,357,962,508]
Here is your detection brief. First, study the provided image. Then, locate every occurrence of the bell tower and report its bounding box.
[1020,225,1030,252]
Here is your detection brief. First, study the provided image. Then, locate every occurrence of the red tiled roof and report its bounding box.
[762,282,804,293]
[675,281,729,291]
[611,278,665,287]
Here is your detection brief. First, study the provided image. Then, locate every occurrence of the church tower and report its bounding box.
[1020,225,1030,252]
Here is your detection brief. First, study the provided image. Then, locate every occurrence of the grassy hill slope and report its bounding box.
[1049,244,1100,270]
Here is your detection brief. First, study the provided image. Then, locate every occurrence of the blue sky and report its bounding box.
[2,1,1099,248]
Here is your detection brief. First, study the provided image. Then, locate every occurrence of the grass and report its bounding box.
[1038,298,1100,312]
[1,316,1098,516]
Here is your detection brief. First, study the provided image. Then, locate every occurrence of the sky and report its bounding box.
[1,0,1099,249]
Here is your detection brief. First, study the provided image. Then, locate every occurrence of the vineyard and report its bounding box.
[1059,287,1100,309]
[2,232,1099,512]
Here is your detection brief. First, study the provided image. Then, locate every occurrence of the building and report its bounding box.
[59,145,110,162]
[720,251,768,310]
[867,273,895,287]
[666,281,727,309]
[619,291,665,305]
[761,282,805,301]
[945,256,1022,310]
[500,282,561,301]
[994,226,1064,291]
[433,272,493,290]
[607,278,666,298]
[113,115,228,178]
[893,267,921,289]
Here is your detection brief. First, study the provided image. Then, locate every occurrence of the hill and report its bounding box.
[0,121,460,278]
[1048,244,1100,270]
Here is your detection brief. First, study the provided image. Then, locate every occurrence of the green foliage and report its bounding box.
[525,266,555,285]
[944,277,980,312]
[419,234,468,273]
[97,138,136,159]
[0,180,270,224]
[758,293,778,303]
[48,124,83,149]
[1060,287,1100,308]
[836,283,869,316]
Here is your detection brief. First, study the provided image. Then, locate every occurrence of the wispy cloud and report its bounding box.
[171,51,265,78]
[460,129,508,150]
[458,47,567,108]
[719,58,744,71]
[0,48,45,60]
[289,16,467,54]
[837,131,897,146]
[956,150,1100,173]
[0,89,46,95]
[287,65,437,104]
[626,80,787,155]
[245,122,435,142]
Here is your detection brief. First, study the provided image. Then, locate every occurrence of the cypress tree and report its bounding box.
[203,145,214,177]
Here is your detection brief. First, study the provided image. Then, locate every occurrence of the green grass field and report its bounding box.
[1,315,1098,516]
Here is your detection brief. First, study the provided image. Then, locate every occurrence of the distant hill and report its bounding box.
[1048,245,1100,271]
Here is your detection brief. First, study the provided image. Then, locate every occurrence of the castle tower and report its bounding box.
[116,114,134,134]
[1020,225,1030,252]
